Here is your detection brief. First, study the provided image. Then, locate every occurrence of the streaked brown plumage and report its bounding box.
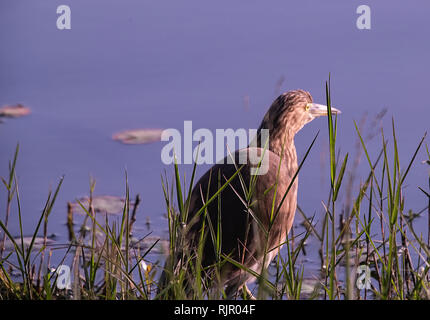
[159,89,340,299]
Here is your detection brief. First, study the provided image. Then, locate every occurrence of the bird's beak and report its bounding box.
[308,103,341,117]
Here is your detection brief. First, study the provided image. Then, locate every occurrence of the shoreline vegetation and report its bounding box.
[1,83,429,300]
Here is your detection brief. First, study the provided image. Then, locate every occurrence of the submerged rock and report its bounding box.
[71,195,136,216]
[0,104,31,118]
[112,128,163,145]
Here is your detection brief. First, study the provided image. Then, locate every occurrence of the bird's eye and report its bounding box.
[305,104,311,111]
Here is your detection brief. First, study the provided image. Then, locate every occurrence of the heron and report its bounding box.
[159,89,340,299]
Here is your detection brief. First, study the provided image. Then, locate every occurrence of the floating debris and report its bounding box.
[129,236,169,254]
[112,128,164,145]
[2,236,54,251]
[0,104,31,118]
[76,234,168,256]
[70,195,136,216]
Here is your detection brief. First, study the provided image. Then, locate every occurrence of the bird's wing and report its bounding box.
[184,148,297,267]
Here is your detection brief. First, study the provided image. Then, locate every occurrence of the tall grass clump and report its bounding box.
[0,149,158,299]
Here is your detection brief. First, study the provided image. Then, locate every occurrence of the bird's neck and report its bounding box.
[271,131,298,170]
[254,127,298,171]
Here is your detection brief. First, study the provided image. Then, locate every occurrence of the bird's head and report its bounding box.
[259,89,341,138]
